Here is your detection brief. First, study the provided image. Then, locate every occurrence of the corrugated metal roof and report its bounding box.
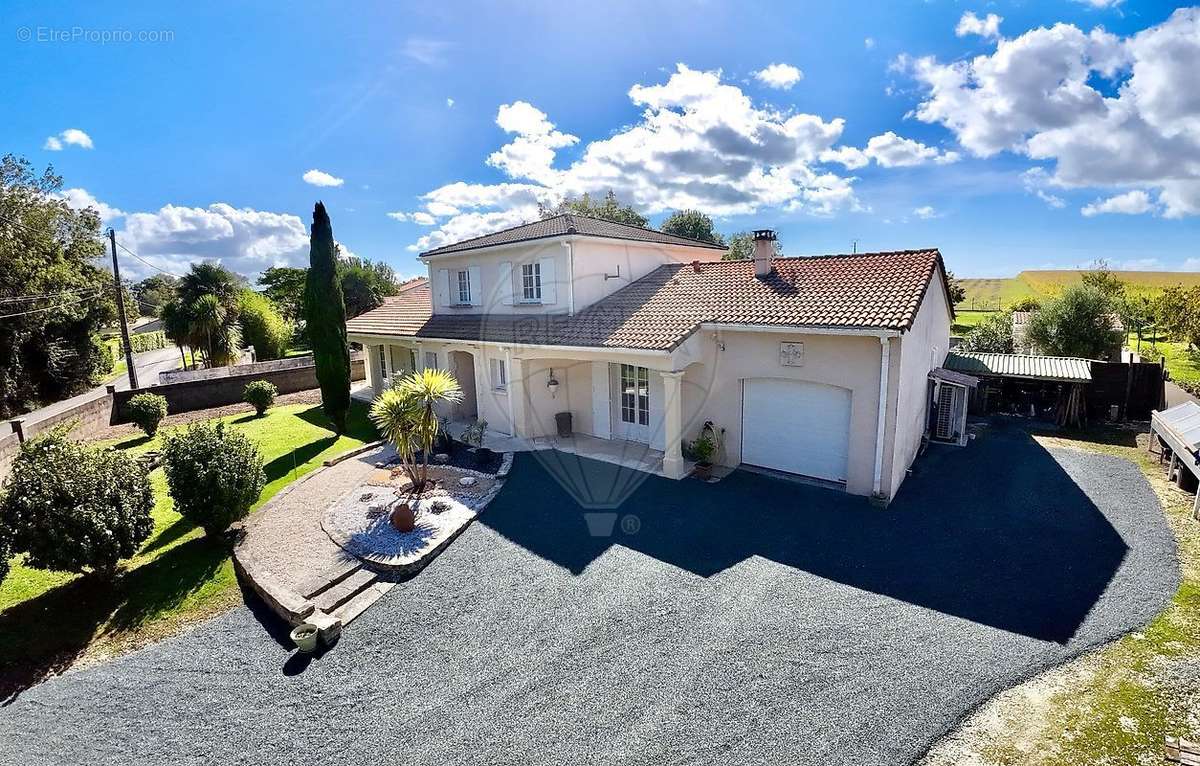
[944,352,1092,382]
[1152,401,1200,452]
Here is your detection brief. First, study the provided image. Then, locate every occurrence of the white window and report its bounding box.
[456,270,471,304]
[620,364,649,426]
[424,351,439,370]
[521,262,542,302]
[490,358,508,391]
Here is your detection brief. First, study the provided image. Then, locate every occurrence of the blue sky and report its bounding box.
[4,0,1198,279]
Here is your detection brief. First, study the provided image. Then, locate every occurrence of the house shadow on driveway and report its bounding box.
[481,423,1129,644]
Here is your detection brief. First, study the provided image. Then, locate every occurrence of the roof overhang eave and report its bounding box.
[420,232,726,261]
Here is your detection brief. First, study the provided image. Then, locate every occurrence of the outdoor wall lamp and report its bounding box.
[547,368,560,397]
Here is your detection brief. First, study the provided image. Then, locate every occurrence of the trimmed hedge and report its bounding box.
[162,422,265,538]
[127,392,168,437]
[107,330,168,359]
[243,380,278,416]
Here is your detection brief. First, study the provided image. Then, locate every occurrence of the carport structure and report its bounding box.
[944,351,1092,425]
[1150,400,1200,518]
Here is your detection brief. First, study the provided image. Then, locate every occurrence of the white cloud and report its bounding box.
[387,211,437,225]
[57,187,125,223]
[43,128,93,151]
[864,37,876,50]
[1075,0,1123,7]
[1021,167,1067,208]
[1080,189,1154,216]
[401,38,451,66]
[404,64,867,252]
[956,12,1003,40]
[112,201,317,279]
[902,8,1200,217]
[913,205,939,218]
[446,98,455,108]
[753,63,804,90]
[820,131,960,168]
[302,169,345,187]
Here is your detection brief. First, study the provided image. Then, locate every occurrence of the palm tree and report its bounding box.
[159,298,191,368]
[369,388,423,487]
[190,294,242,367]
[394,369,463,490]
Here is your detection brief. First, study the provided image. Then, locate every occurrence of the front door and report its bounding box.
[612,363,651,443]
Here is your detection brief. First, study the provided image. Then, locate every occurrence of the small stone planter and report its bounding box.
[290,623,320,653]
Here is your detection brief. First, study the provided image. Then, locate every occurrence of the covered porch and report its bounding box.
[351,335,696,480]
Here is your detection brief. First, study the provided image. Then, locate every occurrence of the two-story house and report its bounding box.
[346,213,954,503]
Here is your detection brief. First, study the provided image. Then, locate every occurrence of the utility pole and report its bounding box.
[108,228,139,389]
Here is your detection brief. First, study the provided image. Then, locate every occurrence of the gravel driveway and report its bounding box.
[0,423,1178,765]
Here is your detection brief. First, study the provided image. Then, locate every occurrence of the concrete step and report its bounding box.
[333,581,397,626]
[313,567,378,614]
[299,558,362,600]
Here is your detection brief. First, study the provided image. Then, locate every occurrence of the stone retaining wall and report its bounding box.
[1,388,114,478]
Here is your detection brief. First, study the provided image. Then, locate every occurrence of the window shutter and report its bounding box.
[539,257,556,305]
[468,266,482,306]
[499,261,514,306]
[437,269,450,307]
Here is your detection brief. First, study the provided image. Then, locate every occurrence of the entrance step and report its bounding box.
[298,558,362,600]
[334,581,397,626]
[313,567,378,614]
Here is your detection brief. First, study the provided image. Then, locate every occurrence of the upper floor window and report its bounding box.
[521,262,542,302]
[456,269,471,304]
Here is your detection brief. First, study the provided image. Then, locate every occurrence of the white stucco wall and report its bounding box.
[678,330,886,497]
[422,237,723,316]
[886,272,952,498]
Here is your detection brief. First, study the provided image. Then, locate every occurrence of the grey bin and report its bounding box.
[555,411,573,438]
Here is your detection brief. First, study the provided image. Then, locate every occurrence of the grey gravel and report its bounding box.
[0,424,1179,766]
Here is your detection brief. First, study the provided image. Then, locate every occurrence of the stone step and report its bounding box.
[333,581,397,626]
[299,558,363,600]
[313,567,378,614]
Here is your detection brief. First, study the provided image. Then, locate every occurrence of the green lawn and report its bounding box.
[952,310,997,337]
[0,399,376,698]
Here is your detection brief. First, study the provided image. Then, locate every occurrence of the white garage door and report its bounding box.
[741,378,852,483]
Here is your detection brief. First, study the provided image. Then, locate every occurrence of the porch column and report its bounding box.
[382,343,394,386]
[661,370,686,480]
[367,343,384,394]
[509,355,526,438]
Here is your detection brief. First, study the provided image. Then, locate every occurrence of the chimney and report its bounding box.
[752,229,776,278]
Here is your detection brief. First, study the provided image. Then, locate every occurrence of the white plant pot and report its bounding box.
[290,623,320,653]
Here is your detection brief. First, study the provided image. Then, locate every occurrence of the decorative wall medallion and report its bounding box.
[780,341,805,367]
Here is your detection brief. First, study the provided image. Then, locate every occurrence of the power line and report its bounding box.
[0,291,104,320]
[0,285,108,304]
[114,239,184,278]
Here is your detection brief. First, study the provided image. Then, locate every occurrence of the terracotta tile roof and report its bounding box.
[419,213,727,257]
[346,250,948,351]
[344,278,431,336]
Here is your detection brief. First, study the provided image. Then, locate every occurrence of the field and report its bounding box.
[958,270,1200,312]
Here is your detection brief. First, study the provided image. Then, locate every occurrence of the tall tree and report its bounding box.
[304,202,351,433]
[660,210,724,244]
[1026,284,1124,359]
[132,274,179,317]
[176,263,242,367]
[257,266,307,323]
[722,231,780,261]
[0,154,115,417]
[540,190,648,227]
[944,270,967,305]
[340,256,399,319]
[960,311,1015,353]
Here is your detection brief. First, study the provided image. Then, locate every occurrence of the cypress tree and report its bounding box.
[304,202,351,433]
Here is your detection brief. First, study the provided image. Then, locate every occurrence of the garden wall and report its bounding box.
[113,354,365,422]
[1,388,114,479]
[159,353,313,385]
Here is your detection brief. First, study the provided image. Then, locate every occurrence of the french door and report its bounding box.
[613,363,651,443]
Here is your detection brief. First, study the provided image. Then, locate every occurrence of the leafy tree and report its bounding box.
[305,202,351,433]
[0,154,116,418]
[540,190,648,227]
[160,298,192,367]
[257,266,307,323]
[1155,286,1200,348]
[340,256,399,319]
[722,231,780,261]
[1080,260,1126,302]
[169,262,245,368]
[0,427,153,577]
[178,262,242,308]
[1117,294,1155,353]
[238,290,291,360]
[960,311,1015,353]
[944,270,967,305]
[660,210,724,244]
[162,421,264,538]
[1026,284,1124,359]
[1010,297,1042,312]
[132,275,179,317]
[190,293,242,367]
[127,392,168,437]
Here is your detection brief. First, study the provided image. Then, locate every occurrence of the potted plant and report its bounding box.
[462,419,492,467]
[690,433,716,481]
[290,623,320,653]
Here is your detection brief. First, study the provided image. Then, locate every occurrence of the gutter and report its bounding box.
[873,337,891,500]
[345,332,671,358]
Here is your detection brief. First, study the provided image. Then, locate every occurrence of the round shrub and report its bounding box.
[162,422,265,538]
[0,427,153,577]
[243,380,278,417]
[127,392,168,437]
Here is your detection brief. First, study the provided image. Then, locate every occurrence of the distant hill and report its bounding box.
[957,270,1200,310]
